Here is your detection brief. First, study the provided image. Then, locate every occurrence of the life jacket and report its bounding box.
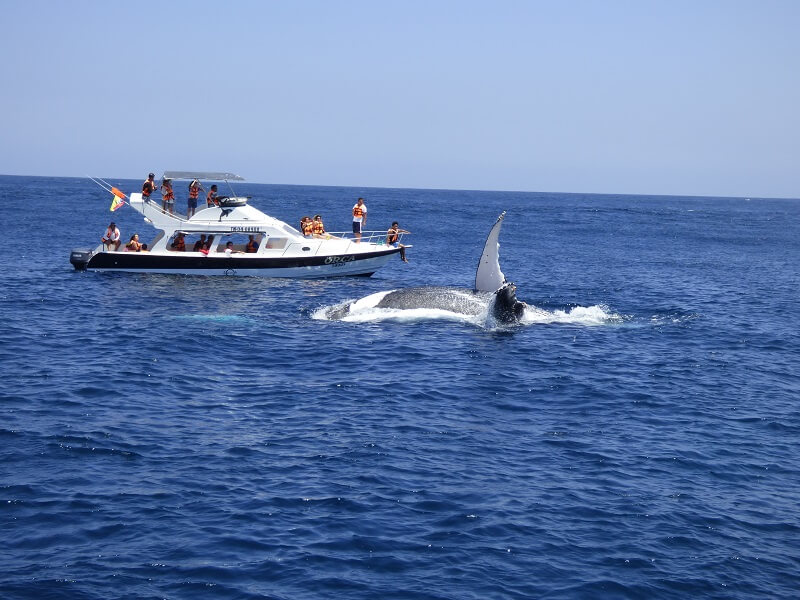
[206,191,217,206]
[353,205,364,218]
[172,237,185,251]
[142,180,154,197]
[246,240,258,253]
[162,185,174,201]
[387,229,398,244]
[312,220,325,235]
[301,220,314,235]
[189,185,200,200]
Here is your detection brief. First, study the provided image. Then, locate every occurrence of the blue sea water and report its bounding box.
[1,174,799,599]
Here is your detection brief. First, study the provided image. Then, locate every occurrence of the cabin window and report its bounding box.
[265,238,287,249]
[213,233,263,253]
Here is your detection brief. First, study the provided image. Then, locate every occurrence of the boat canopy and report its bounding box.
[162,171,245,181]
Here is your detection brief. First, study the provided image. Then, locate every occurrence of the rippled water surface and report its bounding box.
[1,175,799,599]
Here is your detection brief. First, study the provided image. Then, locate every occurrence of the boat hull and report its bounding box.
[76,248,401,278]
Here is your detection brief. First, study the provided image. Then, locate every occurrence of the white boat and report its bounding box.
[70,172,408,278]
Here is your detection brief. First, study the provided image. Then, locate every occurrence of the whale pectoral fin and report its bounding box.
[475,212,506,292]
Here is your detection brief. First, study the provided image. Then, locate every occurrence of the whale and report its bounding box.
[323,212,527,325]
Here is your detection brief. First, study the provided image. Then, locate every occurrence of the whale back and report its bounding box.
[474,211,506,292]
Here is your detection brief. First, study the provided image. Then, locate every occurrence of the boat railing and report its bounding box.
[321,230,410,245]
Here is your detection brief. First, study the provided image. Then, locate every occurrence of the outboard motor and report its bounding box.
[69,248,93,271]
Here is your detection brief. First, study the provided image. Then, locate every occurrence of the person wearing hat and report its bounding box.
[142,173,156,201]
[188,179,204,217]
[101,221,121,251]
[160,177,175,215]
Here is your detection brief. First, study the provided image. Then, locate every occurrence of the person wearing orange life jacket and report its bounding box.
[142,173,156,201]
[386,221,410,263]
[352,197,367,242]
[188,179,204,217]
[206,184,218,208]
[312,214,327,238]
[160,177,175,215]
[300,216,314,236]
[170,233,186,252]
[101,221,121,251]
[246,235,258,253]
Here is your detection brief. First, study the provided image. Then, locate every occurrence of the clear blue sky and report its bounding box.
[1,0,798,197]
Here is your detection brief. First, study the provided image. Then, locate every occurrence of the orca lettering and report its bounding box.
[230,226,260,232]
[324,255,356,265]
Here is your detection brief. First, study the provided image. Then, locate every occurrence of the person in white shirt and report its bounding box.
[101,221,121,251]
[352,197,367,243]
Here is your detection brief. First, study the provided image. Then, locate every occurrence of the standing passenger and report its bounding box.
[188,179,203,217]
[142,173,156,202]
[160,177,175,214]
[352,197,367,243]
[206,184,218,208]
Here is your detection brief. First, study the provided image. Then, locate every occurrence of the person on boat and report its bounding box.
[246,235,258,253]
[352,197,367,243]
[142,173,156,201]
[101,221,121,250]
[312,214,327,238]
[386,221,410,263]
[192,234,207,252]
[140,244,149,252]
[170,233,186,251]
[224,241,244,255]
[300,216,314,236]
[206,184,219,208]
[125,233,142,252]
[188,179,204,217]
[160,177,175,215]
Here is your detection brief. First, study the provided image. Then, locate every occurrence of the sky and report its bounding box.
[1,0,798,198]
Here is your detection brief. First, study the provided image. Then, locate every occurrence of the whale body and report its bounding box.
[323,212,527,325]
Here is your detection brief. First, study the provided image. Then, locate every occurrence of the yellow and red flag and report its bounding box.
[110,193,125,212]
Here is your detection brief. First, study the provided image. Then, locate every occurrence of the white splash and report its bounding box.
[314,295,623,328]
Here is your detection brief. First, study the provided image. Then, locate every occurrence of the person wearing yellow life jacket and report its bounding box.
[300,216,314,236]
[386,221,410,263]
[206,184,218,208]
[312,214,327,238]
[160,178,175,215]
[188,179,204,217]
[352,197,367,242]
[142,173,156,200]
[246,235,258,253]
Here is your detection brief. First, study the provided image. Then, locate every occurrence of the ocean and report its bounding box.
[1,175,798,599]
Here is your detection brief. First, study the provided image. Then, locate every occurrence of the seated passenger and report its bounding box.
[224,241,244,255]
[246,235,258,253]
[170,233,186,251]
[312,214,327,238]
[300,216,314,236]
[101,221,121,251]
[125,233,142,252]
[386,221,410,263]
[140,244,149,252]
[193,234,207,252]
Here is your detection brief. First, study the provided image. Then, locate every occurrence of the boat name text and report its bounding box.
[325,255,356,265]
[230,226,261,233]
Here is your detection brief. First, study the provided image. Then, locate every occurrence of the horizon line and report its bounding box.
[0,172,795,202]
